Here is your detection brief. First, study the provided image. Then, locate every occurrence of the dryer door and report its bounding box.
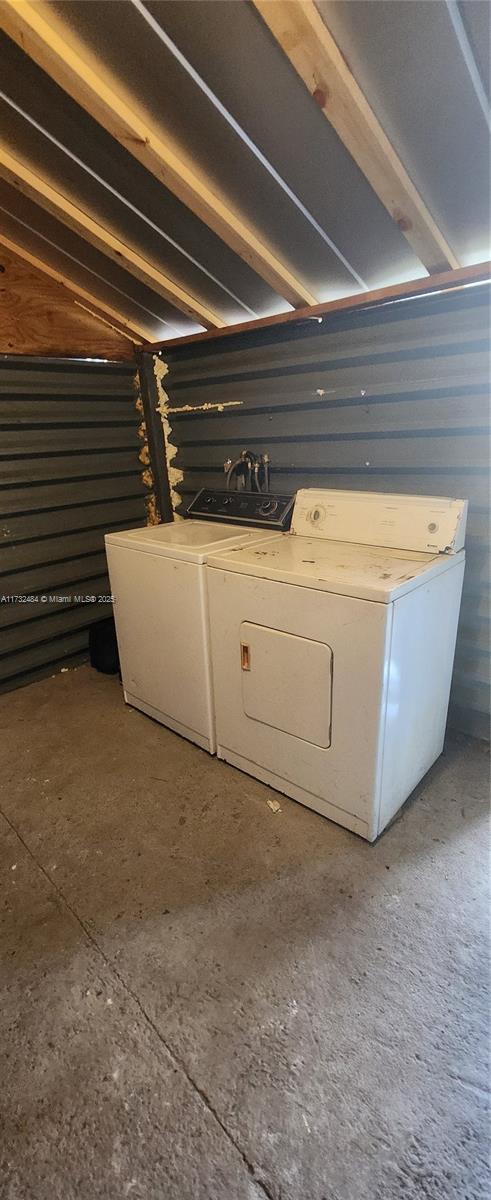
[207,565,392,836]
[240,622,332,747]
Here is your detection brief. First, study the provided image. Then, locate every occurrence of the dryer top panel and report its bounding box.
[105,520,275,563]
[291,489,467,554]
[207,535,465,602]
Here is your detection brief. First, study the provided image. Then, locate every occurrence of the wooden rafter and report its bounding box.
[0,230,151,342]
[148,260,490,351]
[72,302,142,345]
[0,0,316,307]
[0,145,224,329]
[252,0,460,274]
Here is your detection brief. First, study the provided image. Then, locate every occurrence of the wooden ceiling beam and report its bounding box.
[148,260,490,351]
[0,145,224,330]
[253,0,460,274]
[0,229,151,342]
[0,0,316,307]
[72,301,143,345]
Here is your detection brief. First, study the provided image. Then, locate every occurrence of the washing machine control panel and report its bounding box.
[187,489,295,529]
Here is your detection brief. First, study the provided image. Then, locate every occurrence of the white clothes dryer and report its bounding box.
[206,488,467,839]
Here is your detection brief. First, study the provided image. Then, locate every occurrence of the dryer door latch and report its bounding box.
[240,643,251,671]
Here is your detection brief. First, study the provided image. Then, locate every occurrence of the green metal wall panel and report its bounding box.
[0,356,145,692]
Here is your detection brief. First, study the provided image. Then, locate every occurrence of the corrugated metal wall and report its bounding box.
[0,356,146,692]
[159,283,490,739]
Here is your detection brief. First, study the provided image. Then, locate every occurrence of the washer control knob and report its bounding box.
[259,498,278,515]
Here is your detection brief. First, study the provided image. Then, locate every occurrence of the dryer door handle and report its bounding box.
[240,642,251,671]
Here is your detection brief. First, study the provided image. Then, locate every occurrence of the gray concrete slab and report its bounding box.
[0,665,489,1200]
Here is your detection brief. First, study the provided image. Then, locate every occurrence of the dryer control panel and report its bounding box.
[187,488,295,530]
[291,488,468,554]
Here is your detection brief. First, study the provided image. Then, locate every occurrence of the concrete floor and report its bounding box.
[0,666,489,1200]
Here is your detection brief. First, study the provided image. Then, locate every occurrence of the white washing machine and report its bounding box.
[206,488,467,840]
[105,490,294,752]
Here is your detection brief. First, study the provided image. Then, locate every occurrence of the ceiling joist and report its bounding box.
[148,260,490,351]
[0,230,150,342]
[0,145,224,330]
[72,302,143,345]
[0,0,316,307]
[253,0,460,274]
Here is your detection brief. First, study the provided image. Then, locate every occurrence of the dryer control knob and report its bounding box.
[309,505,326,526]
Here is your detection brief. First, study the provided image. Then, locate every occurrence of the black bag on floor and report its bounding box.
[89,617,120,675]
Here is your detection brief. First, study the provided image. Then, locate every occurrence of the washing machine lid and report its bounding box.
[207,534,464,602]
[105,520,276,563]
